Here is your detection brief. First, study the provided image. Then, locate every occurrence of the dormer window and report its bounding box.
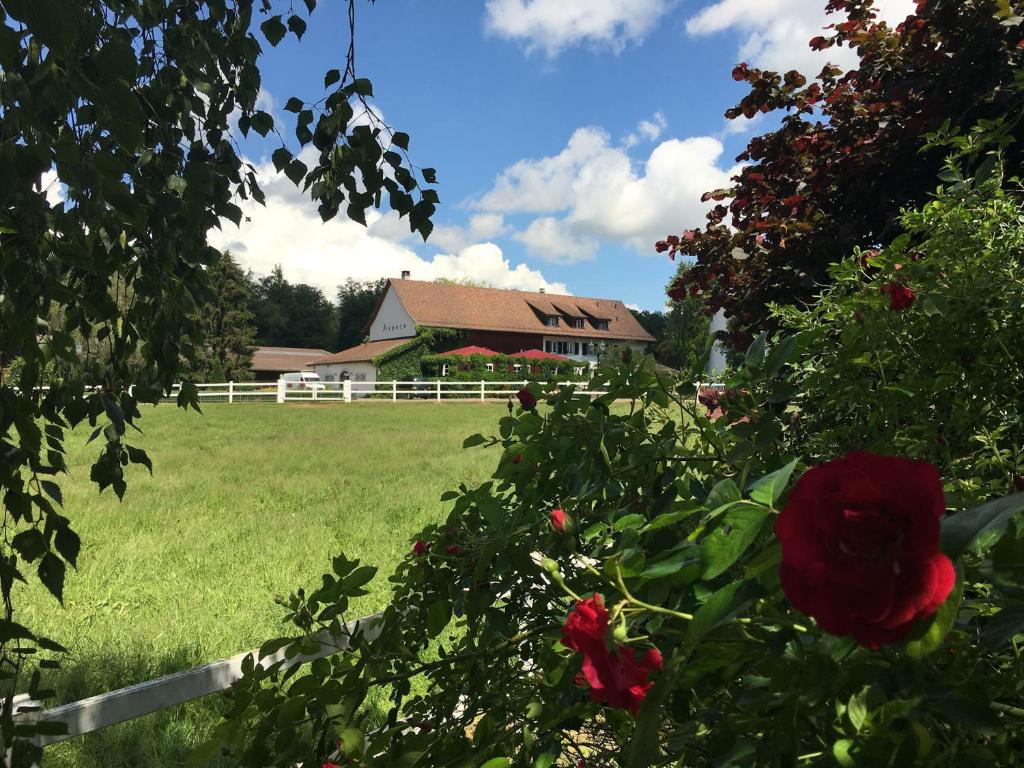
[593,320,610,331]
[545,316,560,327]
[568,318,585,329]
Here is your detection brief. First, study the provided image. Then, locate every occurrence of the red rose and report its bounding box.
[512,454,522,464]
[516,388,537,410]
[882,282,916,311]
[551,507,574,534]
[412,540,430,556]
[445,544,461,555]
[775,452,956,649]
[654,240,669,253]
[551,508,566,532]
[561,596,663,715]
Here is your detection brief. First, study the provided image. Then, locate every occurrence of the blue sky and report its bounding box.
[211,0,913,312]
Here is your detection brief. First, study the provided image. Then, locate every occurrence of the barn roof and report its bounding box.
[308,338,411,365]
[375,279,654,343]
[250,346,330,373]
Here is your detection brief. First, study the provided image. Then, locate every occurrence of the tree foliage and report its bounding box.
[335,278,387,351]
[661,0,1024,342]
[0,0,436,758]
[184,252,256,383]
[776,158,1024,501]
[252,266,337,351]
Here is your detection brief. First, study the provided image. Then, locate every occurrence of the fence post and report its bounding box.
[276,378,285,404]
[228,381,234,404]
[436,380,441,402]
[480,381,485,402]
[343,380,352,403]
[392,380,397,402]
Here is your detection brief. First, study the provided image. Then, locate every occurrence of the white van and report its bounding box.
[280,371,325,391]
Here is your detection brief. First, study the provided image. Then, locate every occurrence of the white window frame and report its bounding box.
[486,363,494,372]
[441,363,449,377]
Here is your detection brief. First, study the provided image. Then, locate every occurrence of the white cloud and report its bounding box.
[514,217,598,264]
[208,155,566,297]
[484,0,676,56]
[429,213,511,252]
[686,0,915,74]
[475,127,739,259]
[623,112,667,148]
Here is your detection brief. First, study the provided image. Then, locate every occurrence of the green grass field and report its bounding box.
[19,401,506,768]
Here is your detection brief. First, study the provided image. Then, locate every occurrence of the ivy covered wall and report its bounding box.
[373,328,462,380]
[421,352,588,382]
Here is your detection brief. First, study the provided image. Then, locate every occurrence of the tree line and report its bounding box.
[196,255,710,383]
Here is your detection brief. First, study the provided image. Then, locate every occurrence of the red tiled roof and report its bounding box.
[250,346,330,372]
[309,338,411,365]
[516,349,570,361]
[443,345,500,357]
[382,279,654,343]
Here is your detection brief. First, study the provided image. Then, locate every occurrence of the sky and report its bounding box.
[209,0,916,312]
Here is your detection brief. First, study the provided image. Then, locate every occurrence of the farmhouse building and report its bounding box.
[309,277,654,383]
[249,346,329,382]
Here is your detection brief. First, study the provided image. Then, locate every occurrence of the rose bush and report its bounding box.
[201,335,1024,766]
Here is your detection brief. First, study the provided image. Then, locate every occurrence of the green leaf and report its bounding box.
[39,480,62,506]
[426,599,452,638]
[848,687,869,732]
[462,433,486,448]
[904,574,963,659]
[833,739,856,767]
[764,335,797,377]
[746,459,799,508]
[285,159,308,186]
[272,147,293,173]
[286,14,307,39]
[250,110,274,137]
[353,78,373,97]
[706,478,741,510]
[614,513,646,532]
[983,604,1024,649]
[641,548,698,579]
[391,131,410,150]
[38,553,66,603]
[480,758,510,768]
[687,581,762,646]
[54,526,80,568]
[260,15,287,46]
[701,504,771,580]
[422,167,437,184]
[744,331,767,367]
[324,69,341,87]
[535,754,557,768]
[941,493,1024,558]
[284,97,303,113]
[12,529,46,562]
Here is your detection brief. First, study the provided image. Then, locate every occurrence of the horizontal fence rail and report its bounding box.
[158,380,618,404]
[15,613,384,750]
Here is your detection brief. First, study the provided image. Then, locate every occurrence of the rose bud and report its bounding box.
[412,540,430,556]
[517,388,537,410]
[551,507,574,534]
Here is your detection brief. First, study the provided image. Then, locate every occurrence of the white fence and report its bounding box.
[164,380,610,404]
[14,612,384,757]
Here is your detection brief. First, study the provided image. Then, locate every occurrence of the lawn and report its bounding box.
[19,401,507,768]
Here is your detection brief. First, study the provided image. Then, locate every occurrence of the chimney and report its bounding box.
[401,270,410,280]
[538,287,545,294]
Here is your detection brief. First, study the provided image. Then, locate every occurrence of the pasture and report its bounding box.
[19,401,506,768]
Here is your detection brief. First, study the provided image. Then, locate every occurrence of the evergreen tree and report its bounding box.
[189,251,256,382]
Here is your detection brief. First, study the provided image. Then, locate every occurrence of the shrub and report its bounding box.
[206,342,1024,766]
[774,161,1024,501]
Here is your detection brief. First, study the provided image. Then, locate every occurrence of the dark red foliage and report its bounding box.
[660,0,1024,343]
